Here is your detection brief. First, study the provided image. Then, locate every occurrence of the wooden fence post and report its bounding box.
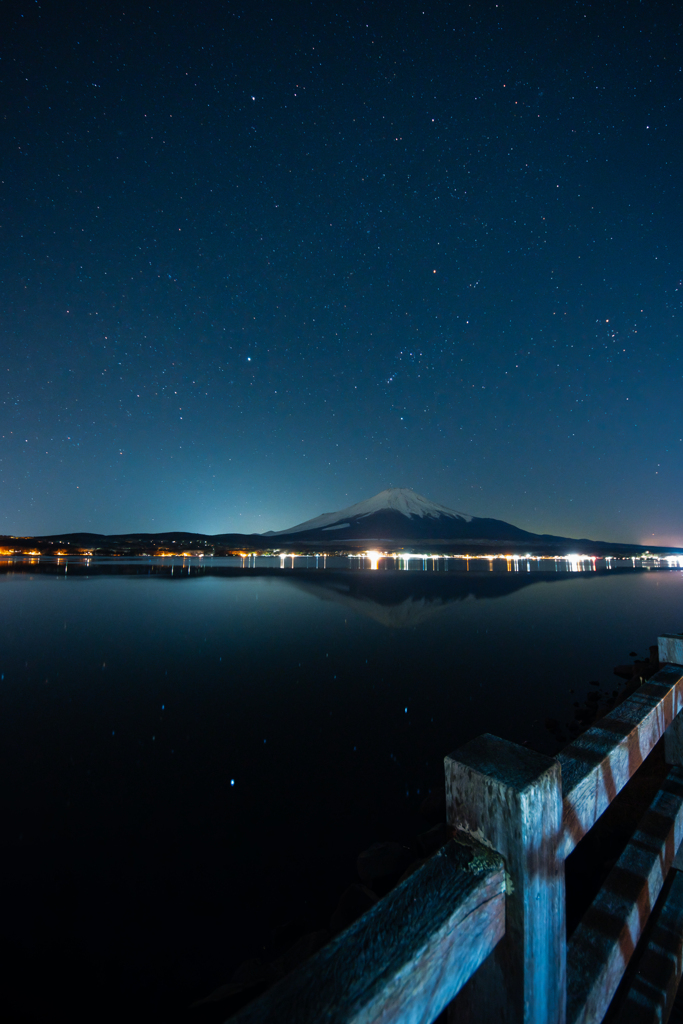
[659,633,683,669]
[444,733,565,1024]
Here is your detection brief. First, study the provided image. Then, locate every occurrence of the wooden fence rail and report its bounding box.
[445,637,683,1024]
[229,634,683,1024]
[229,837,505,1024]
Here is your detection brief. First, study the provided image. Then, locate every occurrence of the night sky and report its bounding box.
[2,0,682,544]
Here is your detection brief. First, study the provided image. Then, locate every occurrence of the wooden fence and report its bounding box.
[230,633,683,1024]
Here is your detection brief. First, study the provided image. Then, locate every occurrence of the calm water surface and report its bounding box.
[1,560,683,1021]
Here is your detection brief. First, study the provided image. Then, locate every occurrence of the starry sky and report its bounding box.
[2,0,682,543]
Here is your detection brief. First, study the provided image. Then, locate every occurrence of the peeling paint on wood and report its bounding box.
[567,767,683,1024]
[609,868,683,1024]
[444,734,565,1024]
[228,838,505,1024]
[559,666,683,859]
[665,705,683,773]
[658,635,683,669]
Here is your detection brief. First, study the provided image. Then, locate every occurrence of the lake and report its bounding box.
[1,558,682,1021]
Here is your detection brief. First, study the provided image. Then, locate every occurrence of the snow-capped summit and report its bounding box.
[262,487,542,543]
[268,488,473,536]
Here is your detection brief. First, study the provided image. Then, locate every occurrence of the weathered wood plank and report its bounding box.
[659,634,683,668]
[666,713,683,870]
[567,767,683,1024]
[608,868,683,1024]
[228,838,505,1024]
[444,734,565,1024]
[666,710,683,772]
[559,666,683,859]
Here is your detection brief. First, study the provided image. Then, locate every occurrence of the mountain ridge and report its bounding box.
[264,488,570,544]
[6,487,681,556]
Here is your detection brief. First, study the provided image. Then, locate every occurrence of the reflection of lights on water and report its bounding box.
[224,550,683,573]
[4,548,683,574]
[365,550,381,570]
[565,554,586,572]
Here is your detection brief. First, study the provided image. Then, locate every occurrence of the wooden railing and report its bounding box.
[230,633,683,1024]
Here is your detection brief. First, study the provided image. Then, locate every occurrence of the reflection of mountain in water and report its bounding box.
[289,580,455,628]
[0,560,637,629]
[284,570,583,629]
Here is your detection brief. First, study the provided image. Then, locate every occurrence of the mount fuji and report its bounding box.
[264,488,548,544]
[25,487,680,557]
